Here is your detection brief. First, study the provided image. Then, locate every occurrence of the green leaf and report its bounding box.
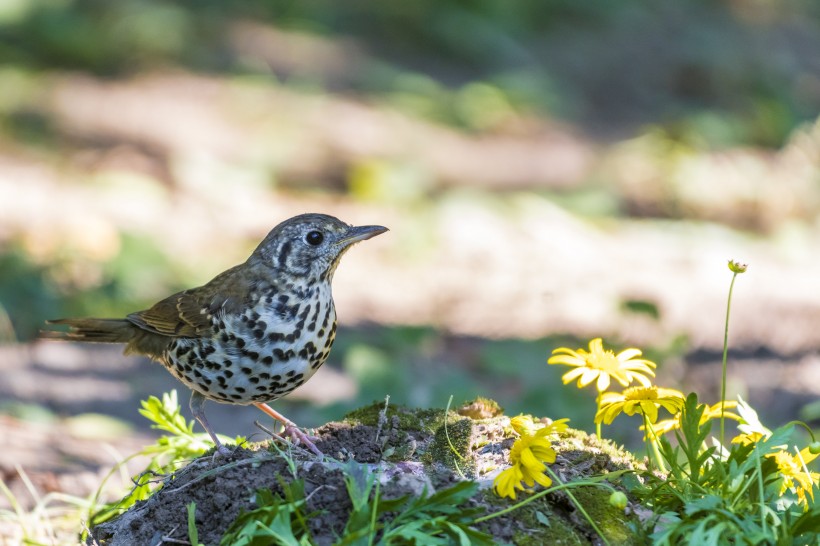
[187,502,200,546]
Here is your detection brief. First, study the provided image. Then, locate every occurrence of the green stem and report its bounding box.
[643,413,667,473]
[477,475,621,523]
[754,444,767,536]
[478,471,613,546]
[783,420,818,443]
[720,272,738,448]
[596,393,602,438]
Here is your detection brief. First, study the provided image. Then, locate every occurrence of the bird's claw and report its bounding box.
[283,424,323,457]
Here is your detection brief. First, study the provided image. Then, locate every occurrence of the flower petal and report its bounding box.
[578,368,599,387]
[561,367,586,385]
[596,372,611,392]
[616,348,642,361]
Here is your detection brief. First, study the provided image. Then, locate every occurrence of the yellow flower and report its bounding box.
[509,415,569,437]
[493,418,568,500]
[767,447,820,508]
[732,431,767,446]
[596,386,686,425]
[652,400,741,436]
[548,338,656,392]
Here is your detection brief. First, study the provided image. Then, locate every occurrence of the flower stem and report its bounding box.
[643,413,667,473]
[596,393,602,438]
[720,271,739,448]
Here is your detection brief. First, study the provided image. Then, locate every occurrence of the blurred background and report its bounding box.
[1,0,820,511]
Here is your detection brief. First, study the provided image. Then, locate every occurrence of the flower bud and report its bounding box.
[809,442,820,455]
[609,491,628,510]
[727,260,748,274]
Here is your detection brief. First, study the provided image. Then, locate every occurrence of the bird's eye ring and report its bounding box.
[305,230,324,246]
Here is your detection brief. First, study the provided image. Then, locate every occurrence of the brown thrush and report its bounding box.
[43,213,387,456]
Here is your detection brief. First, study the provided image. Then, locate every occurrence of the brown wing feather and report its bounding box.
[127,263,253,338]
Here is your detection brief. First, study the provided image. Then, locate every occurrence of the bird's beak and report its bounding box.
[338,224,389,246]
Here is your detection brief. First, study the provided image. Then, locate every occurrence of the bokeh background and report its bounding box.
[2,0,820,513]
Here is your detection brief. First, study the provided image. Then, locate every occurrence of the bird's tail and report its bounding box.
[42,318,136,344]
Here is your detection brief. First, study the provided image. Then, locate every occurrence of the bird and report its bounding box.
[42,213,388,456]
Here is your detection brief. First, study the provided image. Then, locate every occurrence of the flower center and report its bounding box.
[623,386,658,401]
[586,347,621,372]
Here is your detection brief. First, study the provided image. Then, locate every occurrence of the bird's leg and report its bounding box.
[190,391,231,456]
[253,402,323,457]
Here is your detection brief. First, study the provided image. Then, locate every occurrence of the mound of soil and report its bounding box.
[89,404,642,545]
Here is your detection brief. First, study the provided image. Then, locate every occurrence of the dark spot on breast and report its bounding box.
[260,372,270,379]
[247,320,257,328]
[286,370,295,377]
[241,367,253,374]
[230,394,242,400]
[249,377,259,384]
[236,387,246,393]
[273,349,288,361]
[236,338,246,349]
[253,329,265,339]
[272,375,282,381]
[224,370,234,378]
[193,370,203,378]
[221,333,230,343]
[203,345,216,356]
[176,346,191,357]
[268,332,285,342]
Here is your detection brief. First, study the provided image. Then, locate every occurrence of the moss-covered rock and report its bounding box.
[91,401,645,545]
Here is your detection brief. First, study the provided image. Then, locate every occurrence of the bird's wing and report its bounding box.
[127,264,252,337]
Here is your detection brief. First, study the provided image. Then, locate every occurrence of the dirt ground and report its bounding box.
[88,407,639,546]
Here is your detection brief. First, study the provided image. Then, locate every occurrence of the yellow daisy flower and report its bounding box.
[493,417,568,500]
[652,400,741,436]
[767,447,820,508]
[548,338,656,392]
[732,431,768,446]
[596,386,686,425]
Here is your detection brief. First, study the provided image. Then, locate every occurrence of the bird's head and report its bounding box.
[253,213,387,282]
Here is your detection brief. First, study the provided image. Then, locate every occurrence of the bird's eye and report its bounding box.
[305,230,324,246]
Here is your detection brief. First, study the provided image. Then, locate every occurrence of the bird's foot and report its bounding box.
[282,424,323,457]
[215,443,232,457]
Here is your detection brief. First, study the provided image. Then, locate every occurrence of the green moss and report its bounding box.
[426,417,475,475]
[343,401,451,434]
[569,486,638,545]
